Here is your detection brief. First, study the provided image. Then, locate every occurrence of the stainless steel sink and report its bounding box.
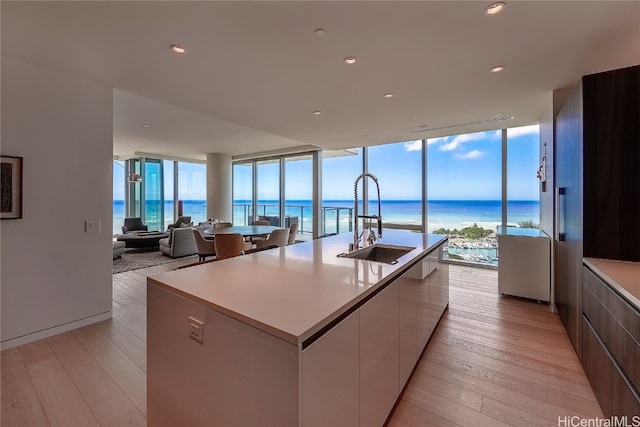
[337,244,416,264]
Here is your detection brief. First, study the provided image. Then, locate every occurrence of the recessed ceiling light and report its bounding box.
[170,44,187,54]
[383,93,395,98]
[143,124,151,128]
[490,65,505,73]
[363,134,371,138]
[313,111,323,115]
[485,2,505,15]
[344,57,357,65]
[315,29,325,36]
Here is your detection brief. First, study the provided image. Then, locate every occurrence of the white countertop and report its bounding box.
[148,230,447,346]
[584,258,640,310]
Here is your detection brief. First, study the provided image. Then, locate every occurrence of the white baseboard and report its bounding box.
[0,311,113,351]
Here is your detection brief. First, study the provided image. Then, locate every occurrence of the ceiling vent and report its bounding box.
[410,115,513,134]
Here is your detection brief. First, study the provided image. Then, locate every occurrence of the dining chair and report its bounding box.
[249,219,271,242]
[287,222,298,245]
[214,233,251,259]
[244,244,279,254]
[213,222,233,229]
[192,229,216,262]
[254,228,290,249]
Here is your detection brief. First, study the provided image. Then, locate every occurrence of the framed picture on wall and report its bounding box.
[1,155,23,219]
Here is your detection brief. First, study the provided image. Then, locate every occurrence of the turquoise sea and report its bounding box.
[113,199,539,236]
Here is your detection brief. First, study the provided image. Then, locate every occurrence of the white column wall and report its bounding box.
[1,58,113,348]
[206,153,232,222]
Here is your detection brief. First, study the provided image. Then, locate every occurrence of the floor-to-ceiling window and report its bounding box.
[367,141,423,231]
[427,130,503,265]
[425,126,541,266]
[507,124,540,228]
[113,160,126,235]
[256,159,281,224]
[144,159,164,232]
[163,160,175,230]
[321,149,362,235]
[228,124,540,264]
[127,159,143,219]
[233,162,254,225]
[178,161,207,224]
[113,157,206,233]
[284,154,313,234]
[233,153,316,233]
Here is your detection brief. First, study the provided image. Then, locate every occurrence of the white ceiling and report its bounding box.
[2,1,639,161]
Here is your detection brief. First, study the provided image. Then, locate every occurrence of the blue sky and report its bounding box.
[426,124,540,200]
[115,124,540,202]
[322,124,540,201]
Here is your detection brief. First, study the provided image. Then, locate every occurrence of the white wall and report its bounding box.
[1,58,113,348]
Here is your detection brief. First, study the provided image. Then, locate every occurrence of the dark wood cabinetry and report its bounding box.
[554,65,640,358]
[582,265,640,417]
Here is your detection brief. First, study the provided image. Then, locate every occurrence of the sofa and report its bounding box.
[159,226,205,258]
[113,241,125,259]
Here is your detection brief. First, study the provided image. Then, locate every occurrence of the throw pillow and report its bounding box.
[179,222,190,228]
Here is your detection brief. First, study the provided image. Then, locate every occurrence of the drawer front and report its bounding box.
[583,266,640,393]
[582,316,640,417]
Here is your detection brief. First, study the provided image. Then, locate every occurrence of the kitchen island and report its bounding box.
[147,230,448,426]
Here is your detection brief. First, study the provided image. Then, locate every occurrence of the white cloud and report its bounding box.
[440,140,460,151]
[455,149,485,159]
[437,131,499,151]
[507,124,539,138]
[403,140,422,152]
[426,137,444,146]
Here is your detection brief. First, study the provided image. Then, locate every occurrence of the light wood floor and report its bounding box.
[1,262,603,426]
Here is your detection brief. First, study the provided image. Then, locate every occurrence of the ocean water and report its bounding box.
[114,199,539,236]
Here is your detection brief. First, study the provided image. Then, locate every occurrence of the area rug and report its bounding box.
[113,249,197,274]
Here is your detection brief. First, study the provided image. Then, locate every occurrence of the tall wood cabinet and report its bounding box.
[554,65,640,359]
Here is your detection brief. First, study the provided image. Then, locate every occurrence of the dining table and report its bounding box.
[203,225,281,238]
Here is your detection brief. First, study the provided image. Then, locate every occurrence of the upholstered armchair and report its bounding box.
[122,217,148,234]
[167,215,192,231]
[159,227,199,258]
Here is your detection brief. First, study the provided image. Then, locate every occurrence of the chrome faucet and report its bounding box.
[352,172,382,251]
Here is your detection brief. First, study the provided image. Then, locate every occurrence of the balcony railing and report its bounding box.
[233,203,353,236]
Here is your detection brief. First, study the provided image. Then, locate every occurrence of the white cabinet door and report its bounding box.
[360,283,400,427]
[302,311,360,427]
[414,256,432,354]
[399,264,419,385]
[429,246,449,328]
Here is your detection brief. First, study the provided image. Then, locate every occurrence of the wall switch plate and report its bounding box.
[85,220,102,233]
[188,316,204,345]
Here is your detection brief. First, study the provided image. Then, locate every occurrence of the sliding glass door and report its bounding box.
[321,149,362,235]
[256,159,281,225]
[233,162,254,225]
[144,159,164,232]
[284,154,313,234]
[178,162,206,224]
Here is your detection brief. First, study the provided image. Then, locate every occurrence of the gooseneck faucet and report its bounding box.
[352,172,382,250]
